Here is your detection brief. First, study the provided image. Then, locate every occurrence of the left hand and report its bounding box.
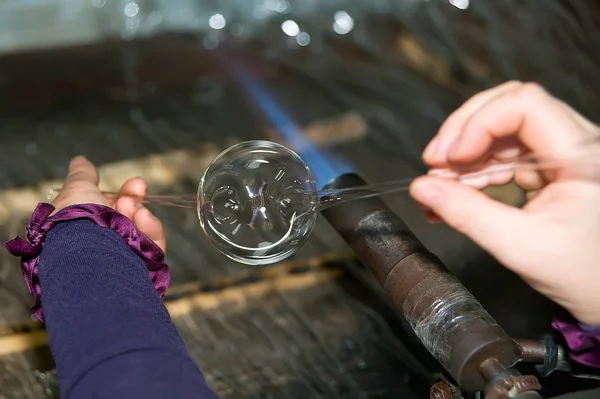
[52,156,167,253]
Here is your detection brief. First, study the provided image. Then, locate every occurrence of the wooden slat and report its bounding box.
[0,111,367,224]
[266,111,368,148]
[0,267,343,357]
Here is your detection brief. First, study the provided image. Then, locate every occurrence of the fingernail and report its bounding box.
[425,213,443,224]
[448,138,463,160]
[423,137,440,160]
[459,174,489,187]
[69,156,86,170]
[411,181,444,208]
[428,168,458,179]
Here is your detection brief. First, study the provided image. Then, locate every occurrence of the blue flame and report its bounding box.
[231,64,354,188]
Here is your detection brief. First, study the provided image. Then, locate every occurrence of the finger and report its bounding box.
[424,210,443,224]
[409,176,537,257]
[515,169,546,192]
[115,177,147,215]
[488,136,523,161]
[414,199,443,223]
[63,156,100,189]
[133,208,167,253]
[448,83,591,164]
[116,196,141,221]
[119,177,147,198]
[105,194,118,208]
[416,201,431,212]
[428,163,514,190]
[52,156,102,209]
[526,189,542,201]
[459,168,514,188]
[561,101,600,132]
[423,81,523,166]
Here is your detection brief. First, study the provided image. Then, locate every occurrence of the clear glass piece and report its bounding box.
[198,140,318,265]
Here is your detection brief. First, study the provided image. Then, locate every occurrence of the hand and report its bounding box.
[409,81,600,325]
[52,156,167,253]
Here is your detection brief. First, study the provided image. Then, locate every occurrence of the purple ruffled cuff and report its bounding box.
[2,202,170,323]
[552,306,600,369]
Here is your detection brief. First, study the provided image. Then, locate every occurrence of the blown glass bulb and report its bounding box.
[198,140,318,265]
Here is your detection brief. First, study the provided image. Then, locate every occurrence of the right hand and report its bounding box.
[409,81,600,325]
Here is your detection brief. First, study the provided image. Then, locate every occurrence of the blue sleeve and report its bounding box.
[38,219,219,399]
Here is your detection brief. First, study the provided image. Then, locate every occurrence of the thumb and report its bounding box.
[51,156,106,215]
[409,176,533,255]
[64,156,100,188]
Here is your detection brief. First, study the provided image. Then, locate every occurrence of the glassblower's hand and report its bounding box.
[51,156,167,253]
[409,81,600,325]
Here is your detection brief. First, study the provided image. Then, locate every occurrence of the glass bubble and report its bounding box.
[198,140,318,265]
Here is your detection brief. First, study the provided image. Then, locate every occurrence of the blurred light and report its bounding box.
[333,10,354,35]
[124,2,140,17]
[265,0,289,13]
[209,14,226,30]
[281,20,300,37]
[296,32,310,46]
[253,6,271,20]
[147,11,163,26]
[92,0,107,8]
[230,64,353,187]
[449,0,469,10]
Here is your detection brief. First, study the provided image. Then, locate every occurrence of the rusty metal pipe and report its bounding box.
[514,339,547,364]
[321,173,518,393]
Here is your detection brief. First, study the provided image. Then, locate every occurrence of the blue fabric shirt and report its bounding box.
[38,219,219,399]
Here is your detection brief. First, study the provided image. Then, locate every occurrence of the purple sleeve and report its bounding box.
[552,306,600,369]
[38,219,218,399]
